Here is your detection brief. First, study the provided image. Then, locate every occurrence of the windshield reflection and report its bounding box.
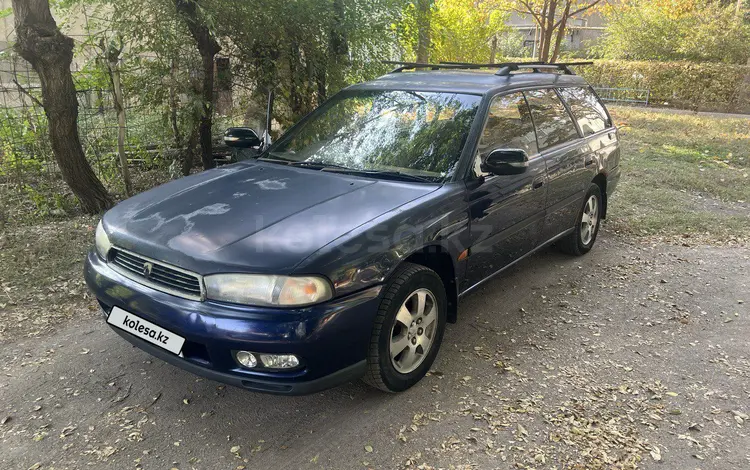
[266,90,481,182]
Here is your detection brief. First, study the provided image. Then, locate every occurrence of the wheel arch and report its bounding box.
[592,173,607,219]
[402,245,459,324]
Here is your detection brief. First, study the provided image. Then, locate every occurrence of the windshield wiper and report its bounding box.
[269,159,436,183]
[350,169,436,183]
[289,161,351,170]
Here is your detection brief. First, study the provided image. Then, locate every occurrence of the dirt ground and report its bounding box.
[1,230,748,470]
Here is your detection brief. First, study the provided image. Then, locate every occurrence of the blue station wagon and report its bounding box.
[84,62,620,394]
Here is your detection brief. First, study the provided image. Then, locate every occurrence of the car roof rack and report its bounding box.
[382,60,593,76]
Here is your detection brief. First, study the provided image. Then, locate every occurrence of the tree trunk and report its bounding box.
[489,35,498,64]
[181,127,199,176]
[550,2,571,63]
[169,58,182,147]
[175,0,220,171]
[11,0,113,213]
[327,0,348,95]
[288,40,305,119]
[198,52,216,170]
[536,1,549,61]
[415,0,431,63]
[106,48,132,197]
[539,0,557,61]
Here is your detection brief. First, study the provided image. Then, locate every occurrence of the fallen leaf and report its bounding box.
[364,445,373,453]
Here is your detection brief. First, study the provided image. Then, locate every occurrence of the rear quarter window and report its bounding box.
[523,89,580,150]
[558,87,611,136]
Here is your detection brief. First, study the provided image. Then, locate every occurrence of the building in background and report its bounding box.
[506,10,607,57]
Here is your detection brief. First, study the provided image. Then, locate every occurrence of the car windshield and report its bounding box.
[265,90,481,182]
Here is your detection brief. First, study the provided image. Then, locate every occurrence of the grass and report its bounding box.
[603,106,750,243]
[0,107,748,338]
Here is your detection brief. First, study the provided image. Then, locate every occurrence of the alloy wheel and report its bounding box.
[580,195,599,245]
[389,288,438,374]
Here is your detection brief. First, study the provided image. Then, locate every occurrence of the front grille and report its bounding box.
[110,248,203,300]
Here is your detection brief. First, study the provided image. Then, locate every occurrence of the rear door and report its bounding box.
[462,92,547,291]
[523,88,588,242]
[557,86,619,186]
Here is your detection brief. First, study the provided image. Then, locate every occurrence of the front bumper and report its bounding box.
[84,250,381,395]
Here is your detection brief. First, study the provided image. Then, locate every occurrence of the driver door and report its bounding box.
[462,92,548,291]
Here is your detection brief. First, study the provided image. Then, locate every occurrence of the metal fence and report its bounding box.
[592,86,650,106]
[0,62,176,195]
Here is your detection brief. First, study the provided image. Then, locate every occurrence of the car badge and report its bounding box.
[143,262,153,278]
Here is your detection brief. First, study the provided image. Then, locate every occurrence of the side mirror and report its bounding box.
[224,127,261,148]
[481,148,529,175]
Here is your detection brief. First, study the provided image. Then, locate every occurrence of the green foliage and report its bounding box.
[431,0,508,63]
[397,0,510,64]
[495,30,532,59]
[596,0,750,64]
[578,60,750,112]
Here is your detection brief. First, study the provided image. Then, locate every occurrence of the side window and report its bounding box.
[558,87,611,136]
[473,92,537,177]
[524,88,580,150]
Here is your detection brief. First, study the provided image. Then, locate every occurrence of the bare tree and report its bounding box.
[11,0,113,213]
[512,0,604,62]
[175,0,220,171]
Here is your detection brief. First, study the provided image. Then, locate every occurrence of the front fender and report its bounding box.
[293,184,469,299]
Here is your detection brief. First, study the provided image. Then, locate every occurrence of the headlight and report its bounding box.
[95,220,112,259]
[204,274,333,307]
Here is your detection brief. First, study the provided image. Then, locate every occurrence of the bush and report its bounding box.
[578,60,750,113]
[595,0,750,65]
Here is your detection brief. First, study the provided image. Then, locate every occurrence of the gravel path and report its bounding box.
[1,233,749,469]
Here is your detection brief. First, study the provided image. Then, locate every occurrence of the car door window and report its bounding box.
[557,87,611,136]
[524,88,580,150]
[473,92,537,177]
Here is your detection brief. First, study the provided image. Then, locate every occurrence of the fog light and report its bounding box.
[235,351,258,368]
[259,354,300,369]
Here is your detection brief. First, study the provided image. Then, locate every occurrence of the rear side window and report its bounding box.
[523,89,580,150]
[477,92,538,158]
[558,87,611,136]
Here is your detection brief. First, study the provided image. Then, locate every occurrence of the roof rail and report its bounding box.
[494,61,593,76]
[382,61,469,73]
[382,60,593,76]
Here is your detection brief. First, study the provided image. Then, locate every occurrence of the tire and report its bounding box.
[557,183,603,256]
[362,262,447,392]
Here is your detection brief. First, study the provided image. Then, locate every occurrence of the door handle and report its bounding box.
[532,178,544,189]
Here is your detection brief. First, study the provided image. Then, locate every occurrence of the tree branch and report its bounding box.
[556,0,605,28]
[12,79,44,108]
[513,0,543,25]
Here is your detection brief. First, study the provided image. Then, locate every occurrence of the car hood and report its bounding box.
[104,161,439,274]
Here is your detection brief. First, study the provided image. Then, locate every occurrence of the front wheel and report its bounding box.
[557,183,602,256]
[362,263,447,392]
